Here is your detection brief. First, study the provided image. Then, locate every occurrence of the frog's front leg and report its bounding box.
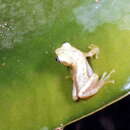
[84,44,100,59]
[72,71,79,101]
[72,84,78,101]
[72,77,79,101]
[78,70,115,99]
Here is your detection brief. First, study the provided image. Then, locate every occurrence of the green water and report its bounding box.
[0,0,130,129]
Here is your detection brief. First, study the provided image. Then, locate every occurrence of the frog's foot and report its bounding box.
[84,44,100,59]
[100,69,115,85]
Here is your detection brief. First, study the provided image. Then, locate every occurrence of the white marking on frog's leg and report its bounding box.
[78,73,99,98]
[84,44,100,59]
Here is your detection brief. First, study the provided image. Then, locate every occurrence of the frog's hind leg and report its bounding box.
[78,70,115,99]
[78,73,99,99]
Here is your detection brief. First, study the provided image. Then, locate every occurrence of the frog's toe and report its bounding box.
[105,80,115,84]
[104,69,115,80]
[100,69,115,85]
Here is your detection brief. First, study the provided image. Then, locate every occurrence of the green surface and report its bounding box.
[0,0,130,129]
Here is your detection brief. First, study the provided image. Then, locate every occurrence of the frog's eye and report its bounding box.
[55,56,60,63]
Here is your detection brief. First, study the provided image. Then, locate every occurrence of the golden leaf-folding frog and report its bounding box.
[55,42,115,101]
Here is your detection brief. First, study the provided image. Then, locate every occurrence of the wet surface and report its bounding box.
[0,0,130,129]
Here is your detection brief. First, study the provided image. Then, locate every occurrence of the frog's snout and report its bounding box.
[56,56,60,63]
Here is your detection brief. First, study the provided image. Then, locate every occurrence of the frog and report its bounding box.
[55,42,115,101]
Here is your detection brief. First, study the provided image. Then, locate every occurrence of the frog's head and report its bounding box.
[55,42,79,66]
